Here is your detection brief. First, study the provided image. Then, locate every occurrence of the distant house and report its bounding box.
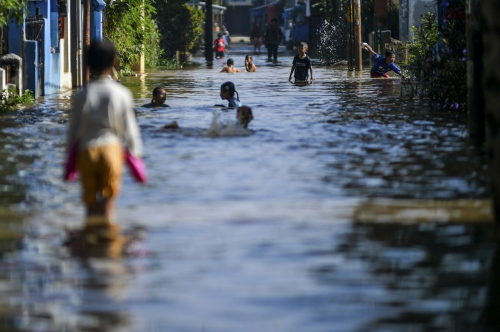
[4,0,105,97]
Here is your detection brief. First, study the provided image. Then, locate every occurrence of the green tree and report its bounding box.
[0,0,28,26]
[155,2,204,58]
[103,0,162,72]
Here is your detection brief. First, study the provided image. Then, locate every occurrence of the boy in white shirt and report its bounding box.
[67,41,143,227]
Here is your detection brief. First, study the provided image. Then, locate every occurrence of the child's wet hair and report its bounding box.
[227,58,235,66]
[152,87,165,103]
[237,106,253,128]
[245,55,253,61]
[385,50,395,57]
[88,40,116,73]
[221,81,239,101]
[153,87,164,96]
[299,41,308,49]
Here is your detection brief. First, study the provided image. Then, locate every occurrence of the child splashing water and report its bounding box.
[208,106,254,137]
[219,81,242,108]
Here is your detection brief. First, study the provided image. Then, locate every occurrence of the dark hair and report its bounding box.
[88,40,116,73]
[299,41,308,48]
[218,33,223,37]
[271,18,278,23]
[153,87,165,96]
[227,58,234,66]
[221,81,239,101]
[152,87,165,103]
[385,50,395,57]
[245,54,253,60]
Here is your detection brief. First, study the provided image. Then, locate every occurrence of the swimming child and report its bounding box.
[66,40,143,228]
[220,81,242,108]
[214,33,227,59]
[141,87,170,108]
[236,106,253,128]
[361,42,405,79]
[289,42,314,84]
[245,55,257,72]
[220,58,242,73]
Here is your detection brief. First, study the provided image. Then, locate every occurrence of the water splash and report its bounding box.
[206,110,253,137]
[316,19,347,65]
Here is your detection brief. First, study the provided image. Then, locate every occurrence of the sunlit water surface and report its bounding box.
[0,45,496,332]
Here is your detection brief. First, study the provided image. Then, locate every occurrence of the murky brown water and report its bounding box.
[0,44,496,331]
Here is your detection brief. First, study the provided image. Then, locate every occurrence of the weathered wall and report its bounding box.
[482,0,500,220]
[399,0,437,41]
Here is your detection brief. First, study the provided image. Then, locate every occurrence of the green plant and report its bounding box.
[158,57,184,69]
[103,0,163,72]
[409,2,466,112]
[0,0,28,26]
[0,89,34,112]
[156,2,204,58]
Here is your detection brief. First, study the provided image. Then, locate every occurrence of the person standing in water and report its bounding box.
[289,42,314,84]
[251,21,263,55]
[264,18,283,63]
[66,40,143,227]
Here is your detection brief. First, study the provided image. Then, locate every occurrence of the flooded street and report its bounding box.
[0,44,496,331]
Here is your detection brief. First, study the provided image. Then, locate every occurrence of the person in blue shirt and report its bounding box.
[362,42,405,79]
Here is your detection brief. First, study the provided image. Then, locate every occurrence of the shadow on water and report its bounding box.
[0,46,497,331]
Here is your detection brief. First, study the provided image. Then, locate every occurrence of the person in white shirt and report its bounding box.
[66,40,143,226]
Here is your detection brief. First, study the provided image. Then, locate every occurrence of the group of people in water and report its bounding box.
[64,38,404,256]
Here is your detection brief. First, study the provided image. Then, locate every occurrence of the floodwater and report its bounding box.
[0,44,497,332]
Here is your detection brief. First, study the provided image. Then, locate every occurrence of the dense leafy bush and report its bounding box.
[409,1,466,112]
[103,0,162,73]
[155,2,204,58]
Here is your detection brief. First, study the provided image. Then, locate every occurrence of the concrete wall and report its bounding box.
[8,0,73,96]
[399,0,437,41]
[482,0,500,220]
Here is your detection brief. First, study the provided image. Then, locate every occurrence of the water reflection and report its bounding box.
[0,44,494,331]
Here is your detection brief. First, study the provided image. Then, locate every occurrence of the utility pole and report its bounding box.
[354,0,362,71]
[347,0,353,70]
[205,0,213,62]
[83,0,90,83]
[466,0,484,142]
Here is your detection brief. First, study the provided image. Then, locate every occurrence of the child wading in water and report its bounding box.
[245,55,257,72]
[220,81,242,108]
[220,58,241,73]
[361,42,405,79]
[141,87,170,108]
[66,41,143,254]
[214,33,227,59]
[289,42,314,84]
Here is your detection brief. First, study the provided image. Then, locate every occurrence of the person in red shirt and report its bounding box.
[213,33,227,59]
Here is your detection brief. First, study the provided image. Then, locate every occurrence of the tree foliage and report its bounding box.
[0,0,29,26]
[103,0,162,72]
[155,2,204,57]
[409,2,467,112]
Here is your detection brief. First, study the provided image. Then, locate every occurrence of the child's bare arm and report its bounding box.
[362,42,376,56]
[309,65,314,82]
[289,66,295,82]
[220,67,227,73]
